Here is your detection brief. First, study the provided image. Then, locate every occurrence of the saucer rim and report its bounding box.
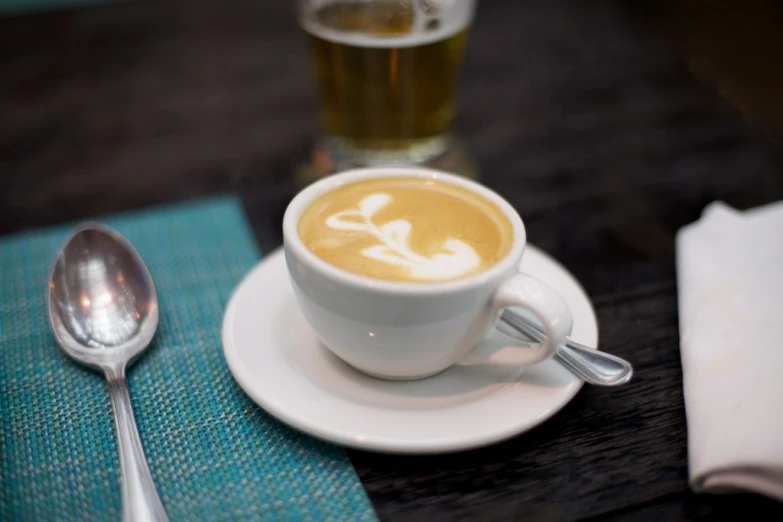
[222,246,597,454]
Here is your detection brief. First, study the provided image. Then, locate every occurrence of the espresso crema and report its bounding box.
[298,177,514,282]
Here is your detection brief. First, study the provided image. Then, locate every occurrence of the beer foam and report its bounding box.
[300,1,475,49]
[325,192,481,280]
[298,176,514,283]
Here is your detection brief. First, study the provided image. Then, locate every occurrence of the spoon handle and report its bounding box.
[498,310,633,386]
[106,367,170,522]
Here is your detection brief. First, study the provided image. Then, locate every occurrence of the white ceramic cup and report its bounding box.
[283,167,573,380]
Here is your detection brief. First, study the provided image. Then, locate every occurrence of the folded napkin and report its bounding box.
[0,197,377,522]
[676,200,783,502]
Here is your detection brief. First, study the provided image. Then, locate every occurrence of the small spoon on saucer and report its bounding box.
[498,310,633,386]
[47,223,169,522]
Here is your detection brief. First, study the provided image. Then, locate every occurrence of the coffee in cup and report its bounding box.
[297,176,514,282]
[283,167,572,380]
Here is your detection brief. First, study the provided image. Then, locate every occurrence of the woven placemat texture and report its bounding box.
[0,196,377,522]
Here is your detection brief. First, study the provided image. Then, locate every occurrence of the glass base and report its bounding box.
[294,134,479,187]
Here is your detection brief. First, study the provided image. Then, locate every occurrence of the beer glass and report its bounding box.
[298,0,478,182]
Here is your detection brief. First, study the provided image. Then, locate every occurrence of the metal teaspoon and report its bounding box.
[498,310,634,386]
[47,223,170,522]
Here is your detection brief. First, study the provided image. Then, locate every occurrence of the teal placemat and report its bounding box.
[0,196,378,522]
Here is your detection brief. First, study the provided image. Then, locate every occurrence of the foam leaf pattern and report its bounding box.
[409,239,481,280]
[325,211,368,231]
[326,193,392,232]
[325,192,482,280]
[379,220,420,254]
[363,245,417,268]
[358,193,392,217]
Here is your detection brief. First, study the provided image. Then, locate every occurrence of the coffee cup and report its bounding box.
[283,167,573,380]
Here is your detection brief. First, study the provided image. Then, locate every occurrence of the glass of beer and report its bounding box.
[298,0,478,183]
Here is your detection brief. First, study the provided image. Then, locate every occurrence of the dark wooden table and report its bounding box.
[2,0,783,520]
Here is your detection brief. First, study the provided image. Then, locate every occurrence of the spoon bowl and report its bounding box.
[47,223,169,522]
[48,223,158,368]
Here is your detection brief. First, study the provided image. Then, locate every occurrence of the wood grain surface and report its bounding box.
[2,0,782,520]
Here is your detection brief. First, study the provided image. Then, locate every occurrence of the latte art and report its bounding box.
[298,177,514,282]
[325,192,481,280]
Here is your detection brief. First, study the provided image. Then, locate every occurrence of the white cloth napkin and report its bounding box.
[676,200,783,502]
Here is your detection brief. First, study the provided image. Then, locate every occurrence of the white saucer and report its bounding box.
[222,246,598,454]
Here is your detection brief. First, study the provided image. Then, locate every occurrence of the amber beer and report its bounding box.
[301,1,475,154]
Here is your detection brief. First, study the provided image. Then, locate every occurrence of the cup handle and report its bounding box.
[488,273,573,366]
